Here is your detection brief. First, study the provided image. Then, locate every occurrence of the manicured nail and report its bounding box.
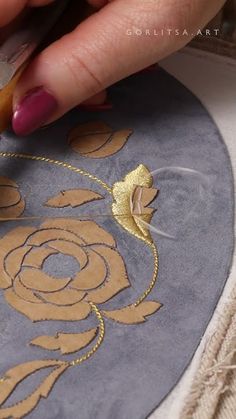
[12,87,58,136]
[78,101,113,111]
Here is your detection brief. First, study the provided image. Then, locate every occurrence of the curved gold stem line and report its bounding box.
[0,152,159,308]
[70,302,105,367]
[134,242,159,306]
[0,152,112,194]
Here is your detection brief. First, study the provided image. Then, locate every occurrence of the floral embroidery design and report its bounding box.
[1,219,130,320]
[68,121,132,158]
[0,148,160,418]
[0,176,25,218]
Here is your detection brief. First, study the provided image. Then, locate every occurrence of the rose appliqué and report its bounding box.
[0,219,129,321]
[0,135,161,418]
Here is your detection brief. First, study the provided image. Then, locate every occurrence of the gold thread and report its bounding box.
[0,213,151,222]
[0,303,105,384]
[0,152,112,194]
[70,302,105,366]
[0,152,159,307]
[0,152,159,306]
[134,242,159,306]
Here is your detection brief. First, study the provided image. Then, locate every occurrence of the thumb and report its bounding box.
[12,0,224,136]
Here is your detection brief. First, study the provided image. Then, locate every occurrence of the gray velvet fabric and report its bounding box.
[0,69,234,419]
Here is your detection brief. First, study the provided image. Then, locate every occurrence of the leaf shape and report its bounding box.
[102,301,162,324]
[69,121,132,158]
[0,360,68,418]
[30,328,98,355]
[45,189,103,208]
[82,130,133,158]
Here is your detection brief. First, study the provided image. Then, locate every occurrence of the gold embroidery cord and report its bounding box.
[0,151,160,309]
[0,302,104,419]
[0,152,112,193]
[0,151,160,418]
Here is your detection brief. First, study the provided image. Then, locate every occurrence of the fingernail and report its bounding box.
[78,101,113,111]
[12,87,58,136]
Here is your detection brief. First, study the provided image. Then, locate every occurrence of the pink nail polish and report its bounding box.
[12,87,58,136]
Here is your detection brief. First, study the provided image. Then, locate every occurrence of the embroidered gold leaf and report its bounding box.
[0,176,25,219]
[0,360,68,418]
[69,121,132,158]
[45,189,103,208]
[30,328,98,355]
[112,165,158,243]
[102,301,162,324]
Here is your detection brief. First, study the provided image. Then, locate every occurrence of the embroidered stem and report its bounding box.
[0,153,159,310]
[70,302,105,366]
[0,152,112,194]
[134,242,159,306]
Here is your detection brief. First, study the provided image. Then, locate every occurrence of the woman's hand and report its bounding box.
[6,0,225,136]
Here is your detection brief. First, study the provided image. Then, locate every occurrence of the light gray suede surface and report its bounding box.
[0,69,234,419]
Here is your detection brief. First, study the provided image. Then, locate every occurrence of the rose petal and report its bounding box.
[38,288,85,306]
[39,219,115,247]
[0,198,25,218]
[0,227,36,289]
[27,228,84,247]
[87,245,130,304]
[68,121,111,153]
[5,246,31,279]
[23,247,58,269]
[0,186,21,208]
[4,288,91,321]
[47,240,87,269]
[0,176,18,187]
[82,129,132,158]
[70,249,106,290]
[19,269,71,293]
[14,277,42,304]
